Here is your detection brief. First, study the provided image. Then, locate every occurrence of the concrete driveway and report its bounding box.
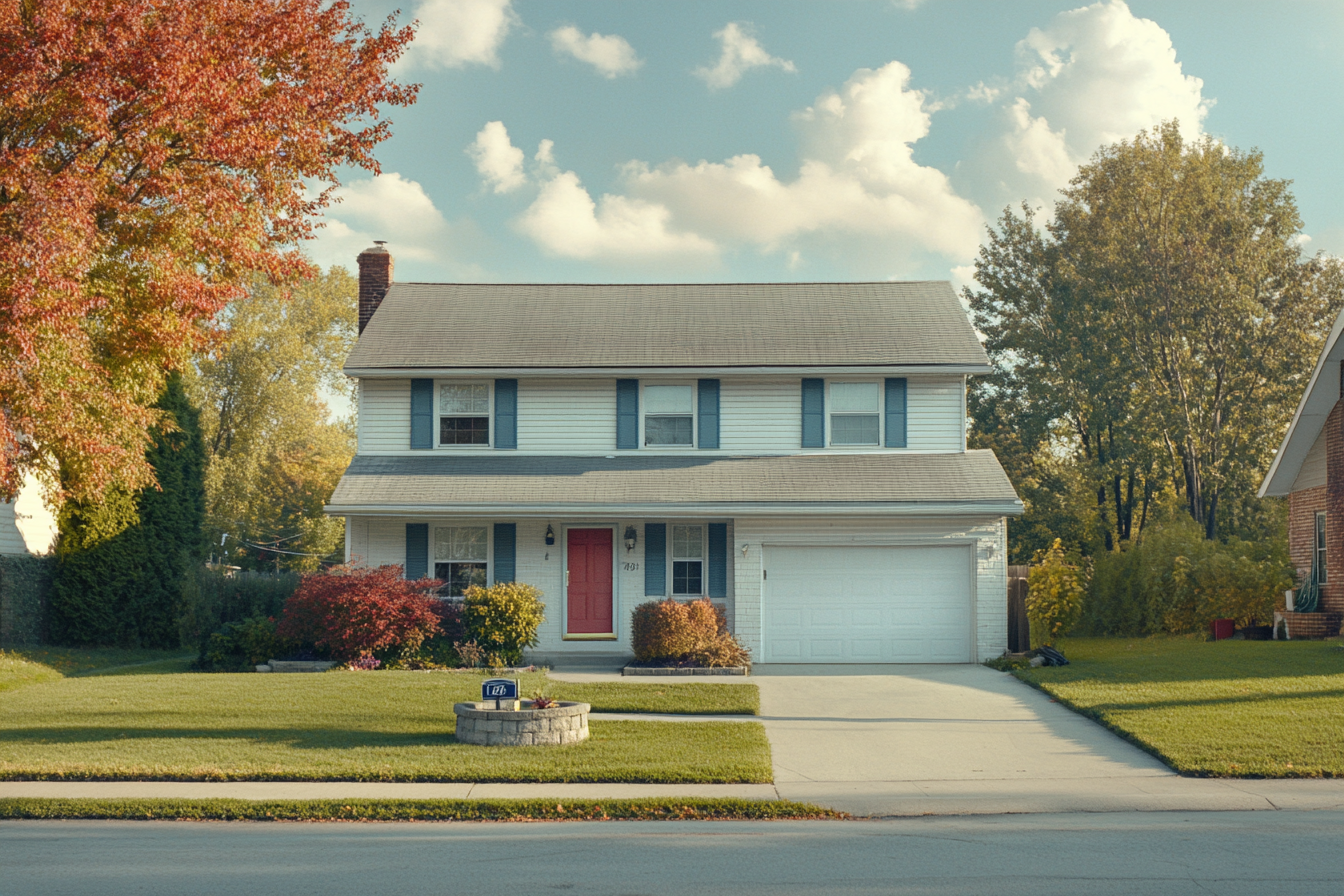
[752,664,1317,815]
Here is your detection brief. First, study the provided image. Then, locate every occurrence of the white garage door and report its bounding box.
[762,545,973,663]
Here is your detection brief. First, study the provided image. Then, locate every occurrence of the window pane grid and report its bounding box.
[646,416,693,445]
[435,526,487,562]
[1317,512,1328,583]
[672,561,702,595]
[831,414,880,445]
[441,384,489,414]
[440,416,489,444]
[672,525,703,559]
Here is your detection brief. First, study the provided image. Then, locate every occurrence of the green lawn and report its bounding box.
[1015,636,1344,777]
[0,656,769,783]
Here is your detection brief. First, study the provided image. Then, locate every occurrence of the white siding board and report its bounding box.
[517,379,616,452]
[358,379,410,453]
[720,380,801,451]
[1292,427,1327,491]
[906,377,964,451]
[354,375,966,454]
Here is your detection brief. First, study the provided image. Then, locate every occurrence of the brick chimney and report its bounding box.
[357,242,393,335]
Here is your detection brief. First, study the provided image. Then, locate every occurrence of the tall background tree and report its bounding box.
[0,0,415,505]
[189,268,357,571]
[50,374,206,646]
[969,122,1344,561]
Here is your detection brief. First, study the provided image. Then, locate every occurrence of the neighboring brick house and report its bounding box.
[327,244,1023,666]
[1259,311,1344,638]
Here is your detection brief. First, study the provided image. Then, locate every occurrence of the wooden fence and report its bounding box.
[1007,565,1030,653]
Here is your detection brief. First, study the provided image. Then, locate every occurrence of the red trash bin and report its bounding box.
[1210,618,1235,640]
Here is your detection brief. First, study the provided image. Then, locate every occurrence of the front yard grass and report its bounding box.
[0,666,770,783]
[1015,636,1344,777]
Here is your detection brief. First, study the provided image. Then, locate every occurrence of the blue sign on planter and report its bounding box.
[482,678,519,701]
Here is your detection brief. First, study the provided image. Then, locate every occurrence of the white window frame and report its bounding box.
[670,523,706,597]
[641,382,697,449]
[826,380,883,448]
[436,381,493,449]
[432,523,492,597]
[1316,511,1328,584]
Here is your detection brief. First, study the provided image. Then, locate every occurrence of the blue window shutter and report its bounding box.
[697,379,720,449]
[405,524,428,580]
[707,523,728,598]
[616,379,639,449]
[494,379,518,449]
[410,379,433,449]
[493,523,516,583]
[885,378,908,448]
[644,523,666,596]
[801,378,824,448]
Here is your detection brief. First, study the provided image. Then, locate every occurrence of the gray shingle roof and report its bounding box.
[344,282,988,370]
[326,451,1020,512]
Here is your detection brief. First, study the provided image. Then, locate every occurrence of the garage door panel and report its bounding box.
[763,545,972,663]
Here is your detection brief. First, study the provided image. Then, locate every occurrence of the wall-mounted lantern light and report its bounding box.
[624,525,638,552]
[741,544,749,558]
[545,524,555,546]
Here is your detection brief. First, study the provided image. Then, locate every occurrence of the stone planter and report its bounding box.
[453,700,590,746]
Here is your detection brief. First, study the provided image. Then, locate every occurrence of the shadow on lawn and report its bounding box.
[1085,686,1344,715]
[0,727,460,749]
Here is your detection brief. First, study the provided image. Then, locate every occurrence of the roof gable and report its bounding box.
[344,281,989,371]
[1260,305,1344,497]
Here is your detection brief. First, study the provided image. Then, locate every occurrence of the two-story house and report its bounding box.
[327,244,1022,666]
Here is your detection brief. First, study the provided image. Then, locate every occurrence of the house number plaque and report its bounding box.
[482,678,519,709]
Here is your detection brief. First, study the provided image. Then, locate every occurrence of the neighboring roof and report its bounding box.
[1259,306,1344,497]
[326,450,1022,515]
[344,282,989,372]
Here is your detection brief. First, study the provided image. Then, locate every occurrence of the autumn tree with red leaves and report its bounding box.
[0,0,416,502]
[278,565,443,663]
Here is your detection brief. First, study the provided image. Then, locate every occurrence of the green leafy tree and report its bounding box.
[50,373,206,646]
[970,122,1344,548]
[187,267,356,571]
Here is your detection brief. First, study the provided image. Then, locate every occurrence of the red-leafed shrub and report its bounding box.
[631,598,751,667]
[277,565,443,663]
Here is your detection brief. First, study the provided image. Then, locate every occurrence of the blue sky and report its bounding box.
[312,0,1344,287]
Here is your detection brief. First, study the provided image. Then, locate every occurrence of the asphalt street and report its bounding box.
[3,810,1342,896]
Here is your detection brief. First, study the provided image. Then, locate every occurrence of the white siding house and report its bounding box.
[329,248,1022,666]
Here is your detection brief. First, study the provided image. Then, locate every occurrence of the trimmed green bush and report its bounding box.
[180,567,299,653]
[462,582,545,666]
[200,615,286,671]
[0,555,53,647]
[49,374,206,648]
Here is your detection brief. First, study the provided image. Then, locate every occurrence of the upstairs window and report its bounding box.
[435,526,488,597]
[645,385,694,446]
[672,524,704,595]
[1317,511,1328,583]
[440,383,489,445]
[829,382,881,446]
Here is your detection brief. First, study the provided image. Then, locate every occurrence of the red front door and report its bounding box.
[567,528,614,634]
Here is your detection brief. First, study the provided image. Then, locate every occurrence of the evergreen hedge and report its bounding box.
[0,554,53,647]
[49,374,207,648]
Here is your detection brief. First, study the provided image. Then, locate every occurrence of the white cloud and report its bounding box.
[311,173,450,267]
[549,25,642,78]
[694,22,795,89]
[967,0,1211,208]
[517,171,718,263]
[467,121,526,193]
[626,62,983,259]
[480,61,982,269]
[402,0,516,70]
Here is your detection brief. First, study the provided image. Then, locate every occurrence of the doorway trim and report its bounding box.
[561,523,618,641]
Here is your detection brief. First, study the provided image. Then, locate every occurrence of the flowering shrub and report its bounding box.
[346,655,381,671]
[1026,539,1087,648]
[462,582,545,666]
[632,598,751,667]
[277,565,443,663]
